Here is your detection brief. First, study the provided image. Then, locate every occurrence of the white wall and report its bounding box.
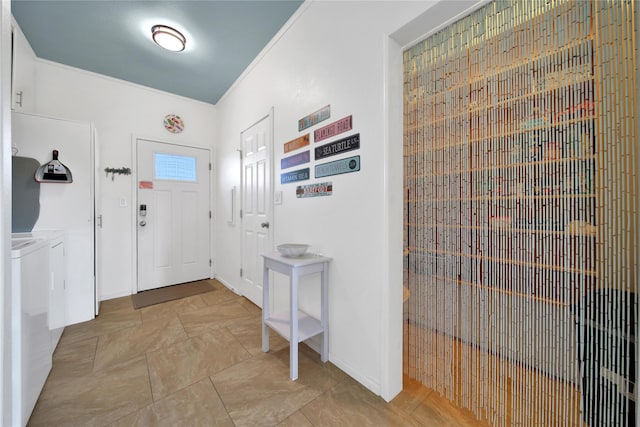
[214,0,434,400]
[2,3,14,425]
[30,60,216,301]
[6,0,489,404]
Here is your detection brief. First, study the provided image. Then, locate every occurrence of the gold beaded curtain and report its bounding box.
[403,1,637,426]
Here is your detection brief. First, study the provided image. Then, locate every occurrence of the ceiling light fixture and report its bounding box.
[151,25,186,52]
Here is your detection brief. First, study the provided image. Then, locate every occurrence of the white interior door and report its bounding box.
[136,139,211,292]
[241,114,273,306]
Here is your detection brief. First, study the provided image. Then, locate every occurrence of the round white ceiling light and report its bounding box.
[151,25,186,52]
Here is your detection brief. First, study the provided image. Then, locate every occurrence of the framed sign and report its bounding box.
[315,155,360,178]
[315,133,360,160]
[298,105,330,131]
[281,168,310,184]
[296,182,333,198]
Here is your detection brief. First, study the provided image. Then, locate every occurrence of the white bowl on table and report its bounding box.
[277,243,309,258]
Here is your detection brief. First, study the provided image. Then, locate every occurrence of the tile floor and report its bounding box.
[29,279,485,426]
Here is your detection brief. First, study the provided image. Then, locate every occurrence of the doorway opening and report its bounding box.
[402,1,638,425]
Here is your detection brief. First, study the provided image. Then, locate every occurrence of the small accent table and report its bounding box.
[261,252,331,380]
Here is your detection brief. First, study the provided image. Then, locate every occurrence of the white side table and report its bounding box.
[261,252,331,380]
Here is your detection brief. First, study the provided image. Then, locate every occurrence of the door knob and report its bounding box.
[261,222,270,229]
[139,220,146,227]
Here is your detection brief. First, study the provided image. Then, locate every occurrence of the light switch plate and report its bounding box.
[274,191,283,205]
[119,197,127,207]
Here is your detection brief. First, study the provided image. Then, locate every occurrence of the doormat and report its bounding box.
[131,279,216,309]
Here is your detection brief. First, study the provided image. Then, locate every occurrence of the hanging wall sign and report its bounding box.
[281,150,310,170]
[298,105,330,131]
[281,168,310,184]
[314,115,352,142]
[315,133,360,160]
[296,182,333,198]
[284,134,310,153]
[315,155,360,178]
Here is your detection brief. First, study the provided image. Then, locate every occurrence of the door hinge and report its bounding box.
[209,162,212,171]
[240,209,243,219]
[209,259,212,267]
[209,210,212,219]
[240,268,243,277]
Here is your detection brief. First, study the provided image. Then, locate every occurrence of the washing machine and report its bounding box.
[11,236,52,427]
[13,231,66,350]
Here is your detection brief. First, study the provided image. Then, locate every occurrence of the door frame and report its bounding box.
[92,127,100,315]
[130,135,214,294]
[385,0,488,402]
[239,108,274,305]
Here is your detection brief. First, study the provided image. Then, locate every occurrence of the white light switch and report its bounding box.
[274,191,283,205]
[119,197,127,207]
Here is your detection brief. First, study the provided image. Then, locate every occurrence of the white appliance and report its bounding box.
[46,233,66,349]
[13,231,66,350]
[11,236,52,427]
[12,111,96,325]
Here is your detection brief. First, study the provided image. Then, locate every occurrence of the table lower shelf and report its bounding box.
[264,311,324,343]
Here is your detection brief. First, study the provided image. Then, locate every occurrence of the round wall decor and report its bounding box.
[163,114,184,133]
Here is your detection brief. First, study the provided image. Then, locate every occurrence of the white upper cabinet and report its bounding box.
[11,18,36,111]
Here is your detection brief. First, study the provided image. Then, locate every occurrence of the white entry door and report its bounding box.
[137,139,211,292]
[241,114,273,306]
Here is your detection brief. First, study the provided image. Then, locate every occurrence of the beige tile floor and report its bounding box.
[29,279,486,427]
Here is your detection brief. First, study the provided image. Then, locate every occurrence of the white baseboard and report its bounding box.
[213,275,242,295]
[329,355,382,397]
[99,290,133,302]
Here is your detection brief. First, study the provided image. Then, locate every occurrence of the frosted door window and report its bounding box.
[154,153,197,182]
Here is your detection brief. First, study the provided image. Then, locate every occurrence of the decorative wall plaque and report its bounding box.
[284,134,310,153]
[280,168,310,184]
[163,114,184,133]
[315,133,360,160]
[281,150,310,170]
[298,105,330,131]
[315,155,360,178]
[314,115,352,142]
[296,182,333,198]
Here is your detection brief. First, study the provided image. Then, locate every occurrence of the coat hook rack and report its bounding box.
[104,167,132,181]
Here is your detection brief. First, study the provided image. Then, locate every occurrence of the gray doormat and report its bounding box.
[131,279,216,309]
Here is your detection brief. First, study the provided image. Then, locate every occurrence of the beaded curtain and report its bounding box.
[403,1,637,425]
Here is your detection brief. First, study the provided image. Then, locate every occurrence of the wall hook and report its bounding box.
[104,167,132,181]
